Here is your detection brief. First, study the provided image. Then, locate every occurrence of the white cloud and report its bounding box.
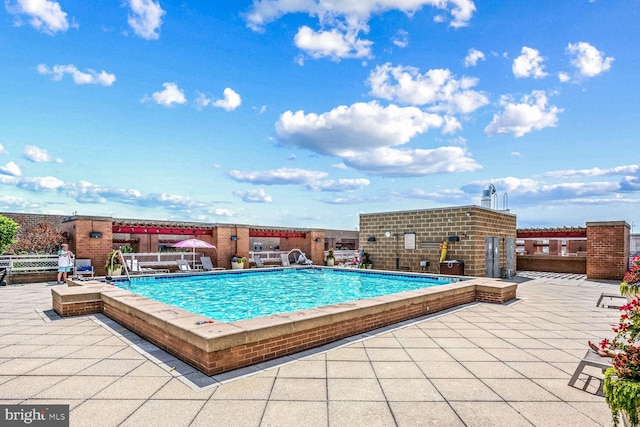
[342,146,481,176]
[306,178,370,192]
[557,72,571,83]
[145,82,186,107]
[214,88,242,111]
[484,91,563,137]
[566,42,614,78]
[512,47,548,79]
[23,145,63,163]
[127,0,165,40]
[277,101,455,155]
[392,29,408,48]
[233,189,273,203]
[294,25,373,60]
[0,144,7,154]
[545,165,640,179]
[37,64,116,86]
[0,161,21,177]
[229,168,328,185]
[276,101,480,177]
[244,1,475,60]
[197,88,242,111]
[5,0,69,35]
[17,175,65,191]
[367,63,489,114]
[464,48,485,67]
[244,0,476,31]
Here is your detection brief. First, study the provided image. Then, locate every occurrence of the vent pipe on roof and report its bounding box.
[481,184,496,209]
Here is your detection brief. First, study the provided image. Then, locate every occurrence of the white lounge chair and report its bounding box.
[176,260,191,271]
[280,254,290,266]
[200,256,225,271]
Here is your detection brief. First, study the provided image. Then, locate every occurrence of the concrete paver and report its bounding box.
[0,275,621,426]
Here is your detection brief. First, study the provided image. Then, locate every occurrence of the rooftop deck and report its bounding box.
[0,272,619,426]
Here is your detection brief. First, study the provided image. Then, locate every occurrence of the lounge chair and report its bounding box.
[127,260,168,275]
[280,254,290,266]
[176,260,191,271]
[200,257,225,271]
[253,255,279,268]
[74,259,94,278]
[0,268,7,286]
[568,349,612,396]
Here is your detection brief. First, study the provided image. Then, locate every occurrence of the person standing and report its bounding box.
[57,243,74,284]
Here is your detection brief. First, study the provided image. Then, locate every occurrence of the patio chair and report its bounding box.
[74,259,94,278]
[126,260,168,275]
[0,268,7,286]
[280,254,290,266]
[253,255,279,268]
[568,349,612,396]
[200,257,225,271]
[176,259,191,271]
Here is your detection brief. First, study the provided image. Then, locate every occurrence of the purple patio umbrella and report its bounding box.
[172,238,217,267]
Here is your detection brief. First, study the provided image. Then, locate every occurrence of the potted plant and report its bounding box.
[360,252,372,269]
[231,254,246,270]
[326,248,336,266]
[600,255,640,426]
[105,250,123,276]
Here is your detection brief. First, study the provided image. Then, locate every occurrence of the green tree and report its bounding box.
[0,215,19,254]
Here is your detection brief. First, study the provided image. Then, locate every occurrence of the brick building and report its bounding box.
[359,206,517,277]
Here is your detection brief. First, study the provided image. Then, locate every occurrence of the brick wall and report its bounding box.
[587,221,631,280]
[516,255,586,274]
[359,206,517,276]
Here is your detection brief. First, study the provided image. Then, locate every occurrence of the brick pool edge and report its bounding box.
[51,276,517,375]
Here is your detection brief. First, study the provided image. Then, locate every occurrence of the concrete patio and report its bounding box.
[0,273,622,426]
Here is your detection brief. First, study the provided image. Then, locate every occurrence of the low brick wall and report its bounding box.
[52,275,516,376]
[9,272,58,284]
[516,255,586,274]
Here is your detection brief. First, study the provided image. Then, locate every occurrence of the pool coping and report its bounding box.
[51,268,516,375]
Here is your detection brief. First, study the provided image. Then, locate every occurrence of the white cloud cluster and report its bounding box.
[392,29,408,48]
[512,47,548,79]
[276,101,480,176]
[197,88,242,111]
[484,91,562,137]
[244,0,476,60]
[127,0,165,40]
[294,25,373,60]
[0,161,22,177]
[37,64,116,86]
[566,42,614,78]
[5,0,69,35]
[368,63,488,114]
[229,168,328,185]
[545,165,640,179]
[464,48,485,67]
[233,189,273,203]
[306,178,370,192]
[23,145,63,163]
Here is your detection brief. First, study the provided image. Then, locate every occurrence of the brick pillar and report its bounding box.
[62,216,114,276]
[586,221,631,281]
[308,230,325,265]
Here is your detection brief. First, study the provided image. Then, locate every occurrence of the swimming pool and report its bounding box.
[117,268,461,322]
[54,269,517,375]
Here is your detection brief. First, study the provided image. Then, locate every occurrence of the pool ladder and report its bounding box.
[108,249,131,281]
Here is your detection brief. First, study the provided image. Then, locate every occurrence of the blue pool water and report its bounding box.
[117,268,462,322]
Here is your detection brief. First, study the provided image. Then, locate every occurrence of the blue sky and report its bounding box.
[1,0,638,232]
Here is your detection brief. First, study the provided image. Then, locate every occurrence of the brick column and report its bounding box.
[586,221,631,280]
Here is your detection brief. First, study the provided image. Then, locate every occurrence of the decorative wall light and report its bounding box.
[315,238,322,243]
[230,236,238,241]
[89,232,102,238]
[367,236,376,242]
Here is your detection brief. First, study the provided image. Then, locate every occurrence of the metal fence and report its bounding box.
[0,254,59,273]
